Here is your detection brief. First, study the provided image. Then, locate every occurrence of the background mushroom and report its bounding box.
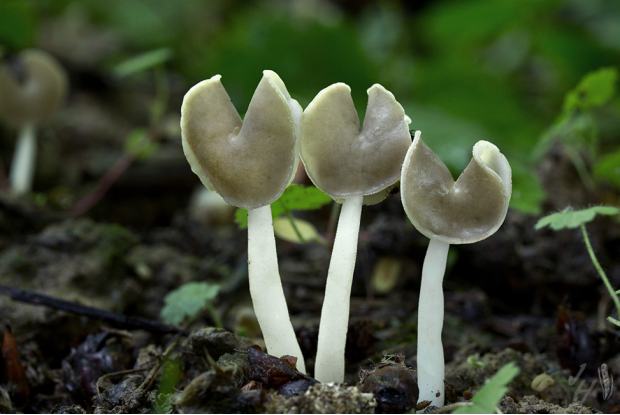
[181,70,306,372]
[400,131,512,407]
[301,82,411,383]
[0,49,68,195]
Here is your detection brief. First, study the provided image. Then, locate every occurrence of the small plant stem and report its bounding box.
[278,199,306,243]
[9,123,36,195]
[564,146,596,193]
[417,238,449,407]
[247,205,306,373]
[70,153,135,216]
[150,66,169,125]
[315,195,363,383]
[205,302,223,329]
[136,336,180,393]
[581,224,620,325]
[284,210,306,242]
[586,110,598,158]
[608,317,620,327]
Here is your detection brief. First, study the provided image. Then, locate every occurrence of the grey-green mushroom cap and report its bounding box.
[301,83,411,203]
[181,70,302,210]
[0,49,68,127]
[401,132,512,244]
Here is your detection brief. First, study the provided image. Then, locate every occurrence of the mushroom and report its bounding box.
[180,71,306,373]
[400,131,511,407]
[0,49,68,195]
[301,83,411,383]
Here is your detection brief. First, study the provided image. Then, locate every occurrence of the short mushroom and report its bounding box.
[400,131,511,407]
[0,49,68,195]
[181,71,306,372]
[301,83,411,383]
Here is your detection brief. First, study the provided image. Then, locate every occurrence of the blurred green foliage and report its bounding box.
[123,128,159,161]
[235,184,332,229]
[1,0,619,215]
[563,67,617,112]
[535,205,619,230]
[0,1,36,50]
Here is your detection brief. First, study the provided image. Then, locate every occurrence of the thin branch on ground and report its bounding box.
[0,283,188,335]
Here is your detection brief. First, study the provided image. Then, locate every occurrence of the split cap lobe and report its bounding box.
[181,70,302,210]
[401,132,512,244]
[0,49,68,127]
[300,83,411,204]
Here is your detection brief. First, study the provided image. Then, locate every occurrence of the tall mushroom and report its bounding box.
[400,131,511,407]
[0,49,68,195]
[301,83,411,383]
[181,71,306,373]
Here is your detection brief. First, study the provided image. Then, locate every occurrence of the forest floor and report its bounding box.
[0,61,619,414]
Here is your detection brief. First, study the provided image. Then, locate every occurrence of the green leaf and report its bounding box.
[154,357,181,414]
[123,128,158,161]
[273,217,326,245]
[235,209,248,228]
[466,354,486,368]
[113,48,173,78]
[160,281,220,326]
[454,362,520,414]
[594,149,620,189]
[535,206,620,231]
[235,185,332,229]
[563,67,618,113]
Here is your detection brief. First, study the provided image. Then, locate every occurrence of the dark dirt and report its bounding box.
[1,54,619,414]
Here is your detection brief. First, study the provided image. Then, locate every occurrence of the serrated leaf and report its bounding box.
[454,362,519,414]
[273,217,326,244]
[235,185,332,229]
[535,206,620,231]
[160,282,220,326]
[563,67,618,113]
[594,149,620,189]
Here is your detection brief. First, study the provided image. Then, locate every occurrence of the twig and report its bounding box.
[95,335,182,408]
[70,153,135,217]
[136,336,181,393]
[0,283,188,335]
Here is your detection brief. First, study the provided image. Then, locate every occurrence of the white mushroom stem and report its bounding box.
[9,123,36,196]
[247,204,306,374]
[417,238,450,407]
[315,194,363,383]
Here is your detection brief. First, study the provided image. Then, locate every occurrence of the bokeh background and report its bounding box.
[1,0,619,222]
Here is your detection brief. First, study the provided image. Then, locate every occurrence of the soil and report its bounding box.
[1,57,619,414]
